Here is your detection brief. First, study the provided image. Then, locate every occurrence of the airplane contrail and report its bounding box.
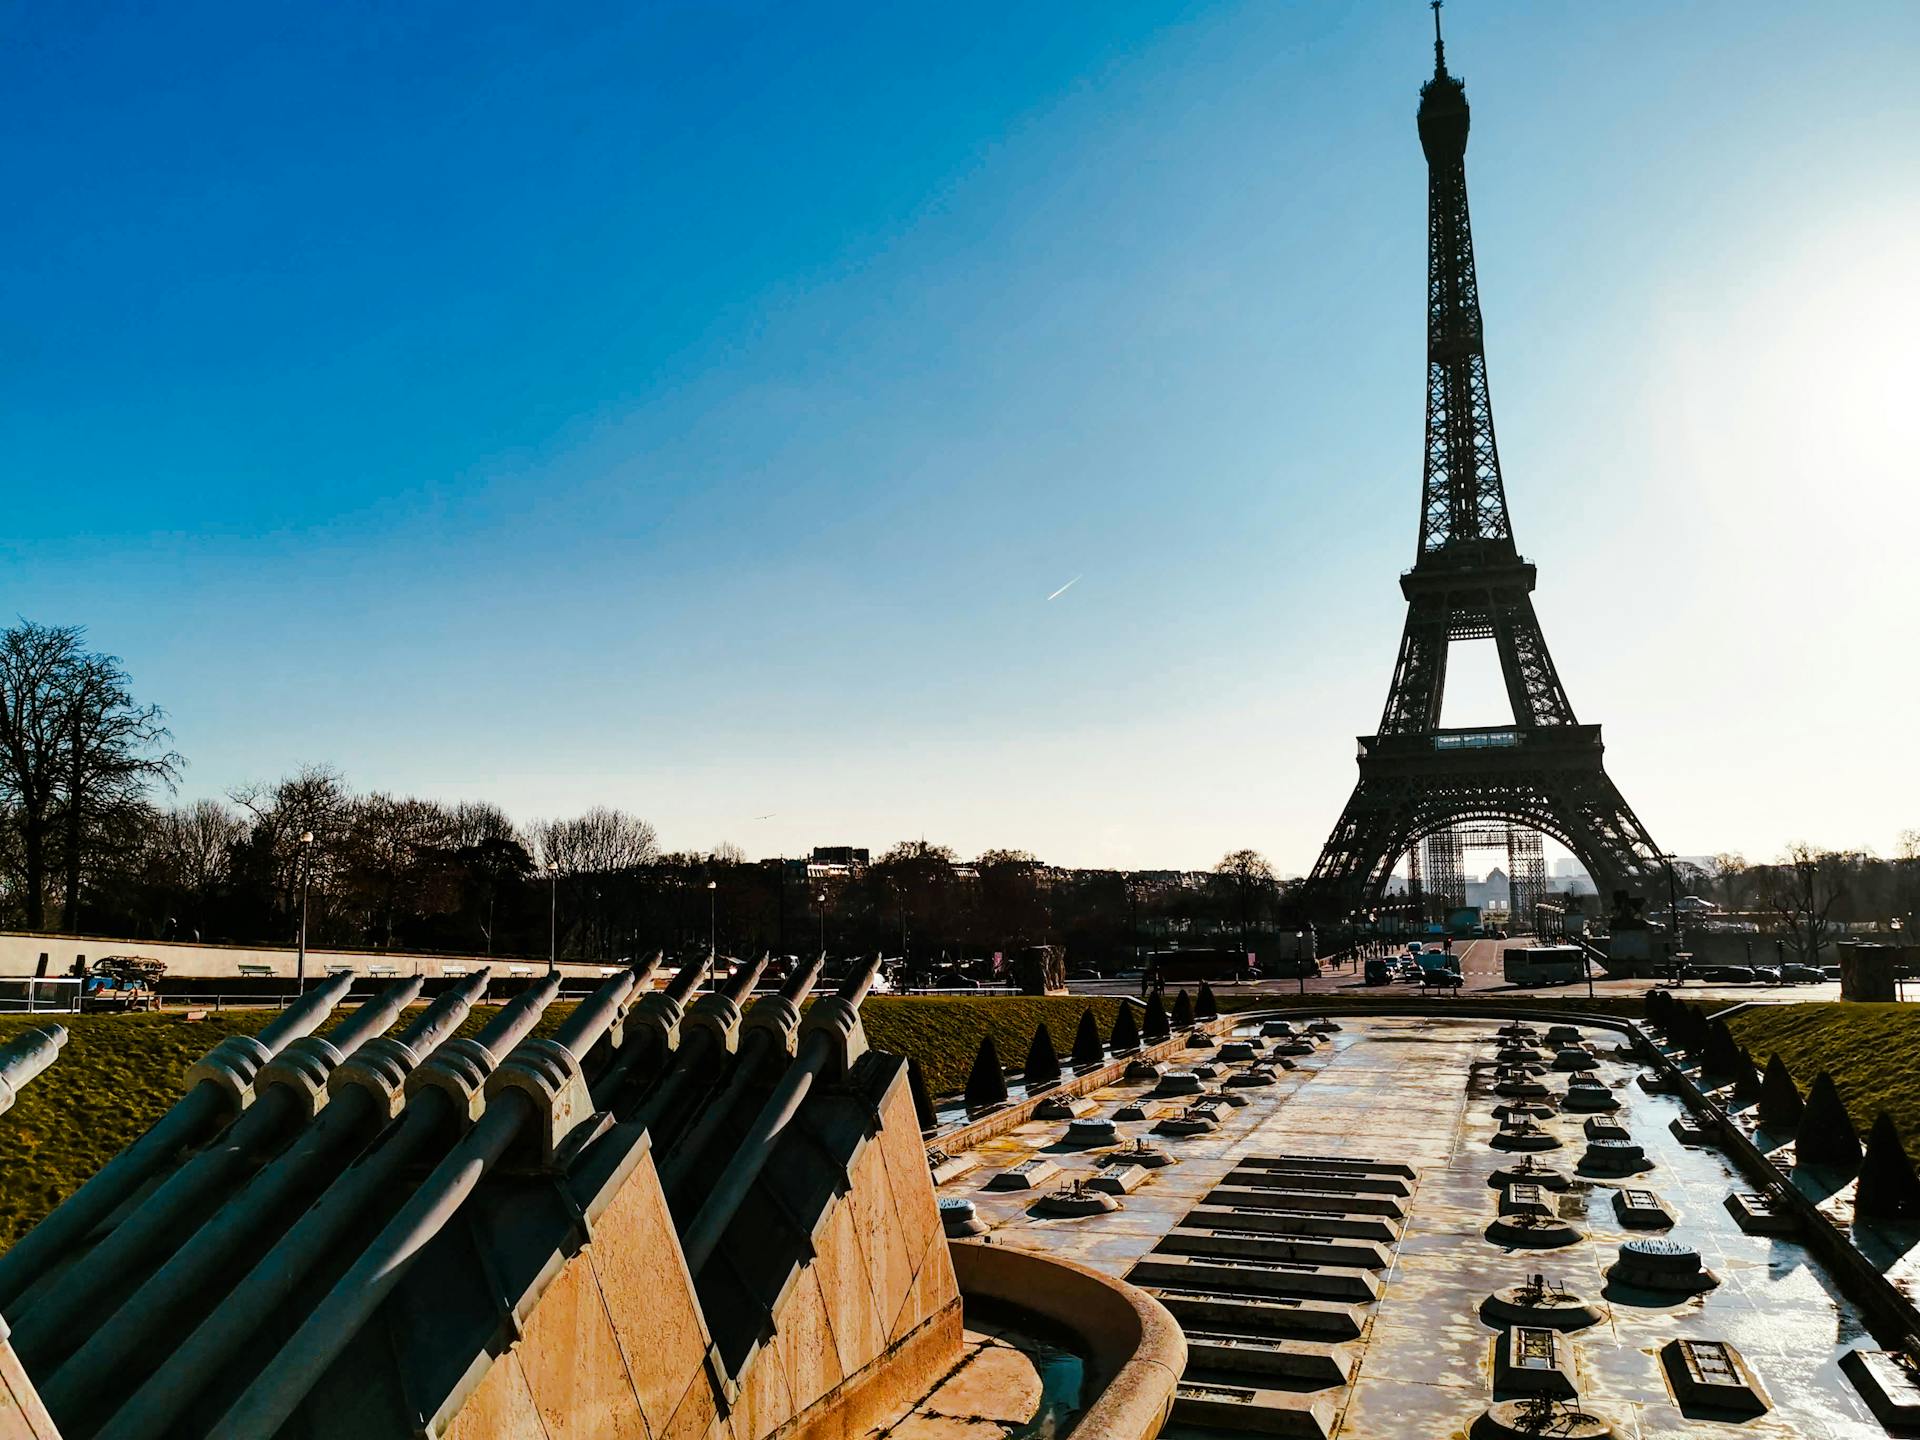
[1047,574,1082,601]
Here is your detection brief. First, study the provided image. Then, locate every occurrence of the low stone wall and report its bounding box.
[950,1241,1186,1440]
[0,930,623,984]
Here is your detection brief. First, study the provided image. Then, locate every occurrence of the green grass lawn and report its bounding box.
[856,995,1131,1098]
[0,986,1652,1253]
[1726,1002,1920,1140]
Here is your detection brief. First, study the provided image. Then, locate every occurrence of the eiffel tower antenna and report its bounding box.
[1305,25,1663,922]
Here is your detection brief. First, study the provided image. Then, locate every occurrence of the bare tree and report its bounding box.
[57,647,181,930]
[1712,853,1751,912]
[1760,843,1855,965]
[0,622,179,930]
[1213,848,1278,955]
[231,765,353,935]
[344,794,458,948]
[530,807,660,875]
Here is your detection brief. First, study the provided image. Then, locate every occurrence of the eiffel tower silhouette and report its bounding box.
[1307,6,1663,913]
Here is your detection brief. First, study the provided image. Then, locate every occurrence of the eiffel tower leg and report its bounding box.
[1378,601,1451,735]
[1307,777,1420,912]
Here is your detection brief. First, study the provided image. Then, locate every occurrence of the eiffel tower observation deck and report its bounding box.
[1308,5,1664,914]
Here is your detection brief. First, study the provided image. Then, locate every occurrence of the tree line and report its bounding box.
[0,620,1911,966]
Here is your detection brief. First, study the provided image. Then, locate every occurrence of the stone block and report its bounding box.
[927,1150,979,1186]
[984,1158,1059,1191]
[1841,1348,1920,1429]
[1582,1117,1630,1142]
[1172,1380,1335,1438]
[1725,1190,1796,1235]
[1660,1338,1769,1416]
[1087,1164,1149,1195]
[1493,1326,1576,1398]
[1152,1071,1204,1097]
[1148,1289,1366,1342]
[1669,1114,1711,1146]
[1157,1227,1389,1270]
[1610,1188,1672,1228]
[1501,1182,1552,1217]
[1033,1093,1098,1121]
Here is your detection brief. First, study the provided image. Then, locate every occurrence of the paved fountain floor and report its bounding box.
[935,1015,1892,1438]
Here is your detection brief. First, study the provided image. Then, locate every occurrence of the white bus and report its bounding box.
[1502,944,1585,987]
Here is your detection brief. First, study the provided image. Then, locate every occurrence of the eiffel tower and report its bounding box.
[1307,6,1663,913]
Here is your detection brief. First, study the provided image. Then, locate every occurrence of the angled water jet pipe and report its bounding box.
[49,970,495,1437]
[0,969,356,1314]
[657,952,826,1203]
[590,954,705,1101]
[203,964,643,1440]
[12,976,429,1370]
[679,953,881,1275]
[631,953,769,1129]
[93,969,560,1440]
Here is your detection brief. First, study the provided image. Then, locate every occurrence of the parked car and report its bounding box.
[1707,965,1756,983]
[1749,966,1782,984]
[1780,963,1824,983]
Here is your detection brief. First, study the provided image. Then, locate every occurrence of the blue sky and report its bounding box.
[6,1,1917,872]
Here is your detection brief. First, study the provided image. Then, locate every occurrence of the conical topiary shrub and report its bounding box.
[1678,1003,1710,1054]
[1732,1046,1763,1105]
[1795,1071,1862,1170]
[1172,989,1194,1028]
[907,1055,939,1132]
[1023,1022,1062,1091]
[1071,1007,1105,1070]
[1646,988,1672,1027]
[1758,1054,1804,1130]
[964,1034,1009,1112]
[1856,1114,1920,1220]
[1142,992,1171,1044]
[1111,1002,1141,1053]
[1704,1017,1742,1077]
[1196,981,1219,1021]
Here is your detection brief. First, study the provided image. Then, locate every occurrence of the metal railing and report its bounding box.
[0,977,82,1013]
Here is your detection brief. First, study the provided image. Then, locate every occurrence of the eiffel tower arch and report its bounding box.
[1306,8,1664,915]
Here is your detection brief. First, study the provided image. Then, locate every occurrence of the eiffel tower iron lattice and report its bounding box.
[1307,7,1663,914]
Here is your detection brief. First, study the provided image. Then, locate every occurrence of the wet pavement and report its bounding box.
[934,1013,1899,1438]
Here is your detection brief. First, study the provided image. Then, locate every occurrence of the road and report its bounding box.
[1071,937,1863,1008]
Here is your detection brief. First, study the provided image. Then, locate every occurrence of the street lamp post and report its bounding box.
[547,863,560,976]
[296,831,314,996]
[708,879,718,962]
[1658,852,1682,977]
[816,891,828,956]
